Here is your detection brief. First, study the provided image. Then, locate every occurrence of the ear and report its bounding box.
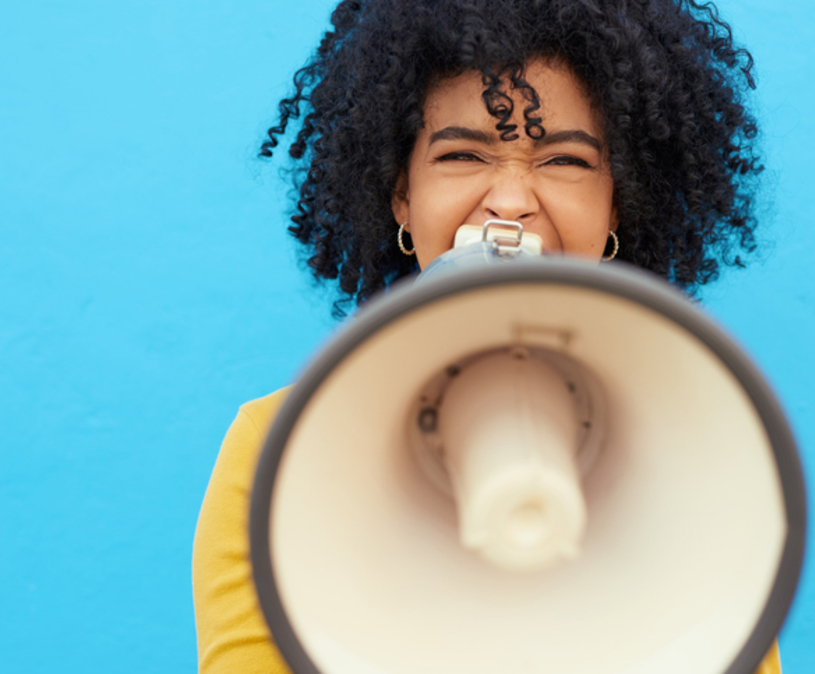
[391,171,410,228]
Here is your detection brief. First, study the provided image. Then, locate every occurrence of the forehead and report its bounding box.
[421,60,601,136]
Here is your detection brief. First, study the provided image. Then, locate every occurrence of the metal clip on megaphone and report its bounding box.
[418,219,544,282]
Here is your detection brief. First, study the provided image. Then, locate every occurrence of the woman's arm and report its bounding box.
[193,388,292,674]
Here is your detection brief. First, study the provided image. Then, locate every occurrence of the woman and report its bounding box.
[193,0,779,671]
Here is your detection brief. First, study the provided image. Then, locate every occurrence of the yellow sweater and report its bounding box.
[192,388,782,674]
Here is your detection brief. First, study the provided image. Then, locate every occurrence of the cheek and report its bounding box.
[407,179,483,268]
[551,181,615,256]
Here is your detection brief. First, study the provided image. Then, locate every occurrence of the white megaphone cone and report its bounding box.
[251,220,805,674]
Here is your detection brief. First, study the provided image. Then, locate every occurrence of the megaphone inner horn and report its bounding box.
[408,345,607,570]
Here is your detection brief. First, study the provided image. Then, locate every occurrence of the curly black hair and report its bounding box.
[261,0,762,310]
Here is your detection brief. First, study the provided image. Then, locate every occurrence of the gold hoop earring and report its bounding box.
[398,221,415,256]
[602,230,619,262]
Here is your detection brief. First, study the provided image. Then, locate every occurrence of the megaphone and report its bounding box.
[250,222,805,674]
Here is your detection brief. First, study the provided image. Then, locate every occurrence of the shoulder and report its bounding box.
[200,387,293,494]
[195,385,293,536]
[237,387,293,442]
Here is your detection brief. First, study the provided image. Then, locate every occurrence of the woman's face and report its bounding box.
[392,60,617,269]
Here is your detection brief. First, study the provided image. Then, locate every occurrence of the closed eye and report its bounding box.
[544,155,594,168]
[435,151,486,163]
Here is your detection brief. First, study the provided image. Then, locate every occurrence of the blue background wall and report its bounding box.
[1,0,812,671]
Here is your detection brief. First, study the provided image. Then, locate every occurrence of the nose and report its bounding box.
[481,172,539,223]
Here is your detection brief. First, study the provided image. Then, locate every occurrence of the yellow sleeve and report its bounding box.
[193,388,293,674]
[755,641,782,674]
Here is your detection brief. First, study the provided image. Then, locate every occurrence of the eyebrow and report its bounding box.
[428,126,603,151]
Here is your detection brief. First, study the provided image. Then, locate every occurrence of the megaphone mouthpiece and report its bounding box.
[437,349,588,570]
